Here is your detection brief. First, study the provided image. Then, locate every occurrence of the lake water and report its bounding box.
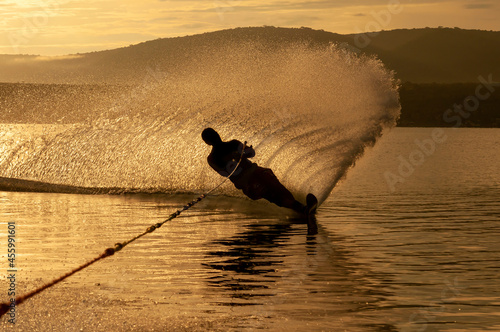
[0,127,499,331]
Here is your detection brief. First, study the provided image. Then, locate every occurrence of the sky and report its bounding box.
[0,0,499,56]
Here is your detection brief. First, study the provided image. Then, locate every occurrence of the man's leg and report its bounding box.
[256,168,306,214]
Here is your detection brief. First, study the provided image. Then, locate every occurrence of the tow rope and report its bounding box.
[0,143,247,318]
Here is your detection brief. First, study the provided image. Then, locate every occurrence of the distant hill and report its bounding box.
[1,27,499,127]
[349,28,500,83]
[0,26,499,84]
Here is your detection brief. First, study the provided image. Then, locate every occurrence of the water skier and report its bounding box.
[201,128,317,216]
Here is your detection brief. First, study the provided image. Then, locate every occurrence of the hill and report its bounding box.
[0,26,499,84]
[350,28,500,83]
[0,27,499,127]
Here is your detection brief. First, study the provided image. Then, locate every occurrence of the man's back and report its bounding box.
[207,139,255,177]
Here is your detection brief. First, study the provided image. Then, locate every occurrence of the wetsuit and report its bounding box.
[206,139,304,212]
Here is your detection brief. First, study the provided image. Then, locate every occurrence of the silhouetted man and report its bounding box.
[202,128,317,216]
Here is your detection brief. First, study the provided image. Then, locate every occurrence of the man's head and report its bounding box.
[202,128,222,146]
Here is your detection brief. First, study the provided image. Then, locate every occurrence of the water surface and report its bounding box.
[1,127,499,331]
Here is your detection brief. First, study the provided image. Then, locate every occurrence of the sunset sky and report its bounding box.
[1,0,499,56]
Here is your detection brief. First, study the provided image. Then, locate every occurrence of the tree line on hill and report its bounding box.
[398,82,500,127]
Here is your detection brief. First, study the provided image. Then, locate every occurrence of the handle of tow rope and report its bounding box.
[239,141,249,158]
[227,142,247,178]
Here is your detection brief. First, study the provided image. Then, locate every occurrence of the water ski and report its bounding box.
[305,193,318,235]
[306,193,318,216]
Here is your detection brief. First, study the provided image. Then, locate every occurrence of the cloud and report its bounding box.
[182,1,406,14]
[1,0,500,56]
[464,4,494,9]
[176,22,213,30]
[6,54,84,63]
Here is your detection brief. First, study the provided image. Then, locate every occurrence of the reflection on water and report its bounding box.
[203,217,401,331]
[0,192,398,331]
[204,222,294,304]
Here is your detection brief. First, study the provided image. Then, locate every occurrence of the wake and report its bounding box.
[0,39,400,204]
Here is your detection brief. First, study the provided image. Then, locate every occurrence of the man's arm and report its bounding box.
[233,140,255,159]
[242,142,255,158]
[207,155,231,177]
